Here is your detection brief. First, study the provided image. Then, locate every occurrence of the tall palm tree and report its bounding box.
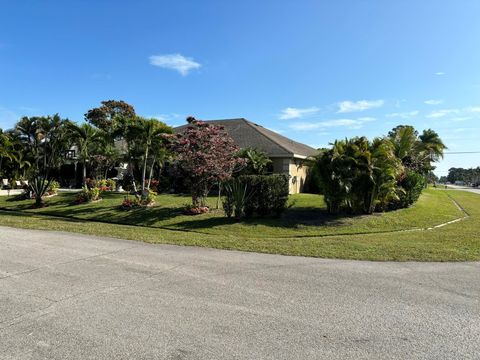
[127,117,172,195]
[67,122,102,184]
[419,129,447,163]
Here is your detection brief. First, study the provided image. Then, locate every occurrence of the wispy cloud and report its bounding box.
[424,99,443,105]
[435,71,446,76]
[148,113,183,124]
[468,106,480,113]
[386,110,419,119]
[279,106,320,120]
[337,100,384,113]
[149,54,201,76]
[0,106,20,129]
[289,117,375,131]
[426,109,459,118]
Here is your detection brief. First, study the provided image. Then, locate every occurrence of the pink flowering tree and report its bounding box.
[171,117,243,208]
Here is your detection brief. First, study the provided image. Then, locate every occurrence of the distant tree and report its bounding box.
[84,100,136,136]
[170,117,243,208]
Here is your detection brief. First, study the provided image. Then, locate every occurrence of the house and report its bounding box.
[174,118,318,194]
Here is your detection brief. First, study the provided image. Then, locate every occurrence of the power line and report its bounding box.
[444,151,480,154]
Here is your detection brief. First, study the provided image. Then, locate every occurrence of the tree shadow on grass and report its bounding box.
[171,206,364,232]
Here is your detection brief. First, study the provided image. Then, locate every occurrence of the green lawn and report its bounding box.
[0,188,479,261]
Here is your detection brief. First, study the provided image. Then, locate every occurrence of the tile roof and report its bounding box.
[174,118,318,158]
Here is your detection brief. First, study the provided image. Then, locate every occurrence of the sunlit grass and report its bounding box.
[0,188,478,261]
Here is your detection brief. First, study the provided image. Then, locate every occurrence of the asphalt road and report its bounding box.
[446,184,480,195]
[1,227,479,359]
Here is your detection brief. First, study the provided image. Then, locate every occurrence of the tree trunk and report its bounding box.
[141,146,149,193]
[82,163,87,186]
[147,159,155,190]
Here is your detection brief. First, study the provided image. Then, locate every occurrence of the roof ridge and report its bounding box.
[241,118,294,155]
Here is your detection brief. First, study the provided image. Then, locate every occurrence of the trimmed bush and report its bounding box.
[223,174,289,218]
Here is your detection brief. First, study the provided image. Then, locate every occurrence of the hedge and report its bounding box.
[223,174,289,218]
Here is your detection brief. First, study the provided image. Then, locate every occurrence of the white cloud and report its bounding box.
[386,110,419,119]
[149,54,201,76]
[435,72,446,76]
[424,99,443,105]
[450,116,471,122]
[267,127,284,134]
[468,106,480,113]
[337,100,384,113]
[279,106,319,120]
[426,109,459,118]
[289,117,375,131]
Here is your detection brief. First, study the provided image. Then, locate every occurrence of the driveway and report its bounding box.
[1,227,479,359]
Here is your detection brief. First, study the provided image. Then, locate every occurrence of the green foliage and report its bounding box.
[388,125,446,174]
[312,137,403,214]
[312,126,446,214]
[226,174,289,218]
[74,186,102,204]
[236,147,272,175]
[48,180,60,195]
[106,179,116,190]
[29,177,53,207]
[389,170,426,210]
[222,177,253,219]
[446,167,480,185]
[84,100,136,135]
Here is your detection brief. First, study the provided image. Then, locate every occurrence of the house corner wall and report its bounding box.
[271,157,309,194]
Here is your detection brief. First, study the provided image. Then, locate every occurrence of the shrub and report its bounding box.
[146,179,160,193]
[183,203,209,215]
[106,179,116,191]
[74,186,102,204]
[223,175,289,218]
[120,190,156,210]
[47,180,60,195]
[85,178,97,189]
[222,178,252,219]
[121,197,139,210]
[390,170,426,209]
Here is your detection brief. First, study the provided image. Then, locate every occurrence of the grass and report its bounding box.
[0,188,479,261]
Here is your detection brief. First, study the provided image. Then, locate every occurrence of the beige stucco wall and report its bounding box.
[271,157,309,194]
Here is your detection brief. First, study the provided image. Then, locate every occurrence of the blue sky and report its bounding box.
[1,0,479,176]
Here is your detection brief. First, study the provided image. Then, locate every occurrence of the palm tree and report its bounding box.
[419,129,447,163]
[237,147,272,175]
[0,129,16,177]
[127,117,172,195]
[67,123,102,184]
[16,115,70,207]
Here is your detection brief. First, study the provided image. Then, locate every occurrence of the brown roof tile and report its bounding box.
[174,118,318,158]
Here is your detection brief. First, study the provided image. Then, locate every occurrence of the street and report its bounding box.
[1,226,479,359]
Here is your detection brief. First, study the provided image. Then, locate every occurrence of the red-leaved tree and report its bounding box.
[171,117,243,208]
